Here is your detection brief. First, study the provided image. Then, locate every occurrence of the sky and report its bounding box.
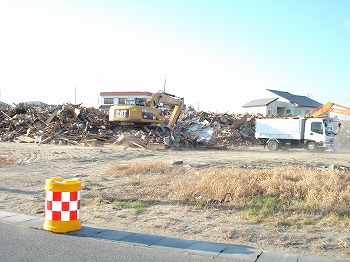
[0,0,350,113]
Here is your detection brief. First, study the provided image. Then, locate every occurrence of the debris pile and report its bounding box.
[334,121,350,151]
[0,102,262,148]
[172,111,262,148]
[0,103,115,145]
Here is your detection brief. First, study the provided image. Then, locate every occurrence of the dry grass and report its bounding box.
[93,162,183,200]
[173,166,350,211]
[107,161,177,176]
[101,162,350,223]
[0,156,15,166]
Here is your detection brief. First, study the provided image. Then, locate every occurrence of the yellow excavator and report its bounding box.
[108,91,185,128]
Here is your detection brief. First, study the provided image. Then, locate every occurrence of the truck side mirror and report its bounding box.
[333,122,342,135]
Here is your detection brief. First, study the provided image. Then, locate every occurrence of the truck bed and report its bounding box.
[255,118,305,140]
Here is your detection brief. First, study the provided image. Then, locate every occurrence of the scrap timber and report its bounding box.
[0,102,262,149]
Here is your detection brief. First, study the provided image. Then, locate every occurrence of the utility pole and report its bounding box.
[163,79,166,92]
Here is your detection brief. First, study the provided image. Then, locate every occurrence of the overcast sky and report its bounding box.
[0,0,349,113]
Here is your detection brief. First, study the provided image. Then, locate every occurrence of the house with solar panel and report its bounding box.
[242,89,322,117]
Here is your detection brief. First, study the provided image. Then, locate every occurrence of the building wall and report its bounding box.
[98,94,152,108]
[268,101,293,116]
[242,91,322,117]
[292,106,314,116]
[243,106,268,115]
[244,102,315,117]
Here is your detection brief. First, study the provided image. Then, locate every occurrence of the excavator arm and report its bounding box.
[108,90,184,128]
[306,102,350,117]
[146,91,185,127]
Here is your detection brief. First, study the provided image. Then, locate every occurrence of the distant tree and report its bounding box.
[13,103,27,114]
[187,105,196,112]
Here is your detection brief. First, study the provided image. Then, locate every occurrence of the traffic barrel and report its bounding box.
[43,177,81,233]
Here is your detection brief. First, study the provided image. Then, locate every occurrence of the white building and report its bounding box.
[98,91,153,109]
[242,89,322,116]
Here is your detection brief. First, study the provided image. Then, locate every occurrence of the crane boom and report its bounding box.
[306,102,350,117]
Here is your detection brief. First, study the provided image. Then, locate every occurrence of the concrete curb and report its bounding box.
[0,210,348,262]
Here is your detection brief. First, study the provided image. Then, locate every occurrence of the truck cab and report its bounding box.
[255,118,335,152]
[303,118,335,152]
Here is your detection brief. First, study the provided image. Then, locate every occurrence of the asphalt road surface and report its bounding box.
[0,222,236,262]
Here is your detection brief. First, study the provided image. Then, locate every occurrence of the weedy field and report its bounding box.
[80,161,350,259]
[1,142,349,259]
[86,162,350,226]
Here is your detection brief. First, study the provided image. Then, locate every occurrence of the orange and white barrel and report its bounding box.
[43,177,81,233]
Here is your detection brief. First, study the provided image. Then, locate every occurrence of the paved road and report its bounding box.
[0,211,348,262]
[0,223,237,262]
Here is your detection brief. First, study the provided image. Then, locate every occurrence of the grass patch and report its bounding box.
[84,180,103,188]
[80,198,88,206]
[322,213,350,226]
[242,197,288,222]
[246,216,264,224]
[338,214,350,222]
[122,179,141,186]
[104,162,350,224]
[170,166,350,217]
[276,220,293,227]
[107,161,176,176]
[336,214,350,227]
[301,218,318,225]
[114,199,154,213]
[192,202,206,210]
[33,193,45,202]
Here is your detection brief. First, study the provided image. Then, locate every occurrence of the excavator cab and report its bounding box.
[109,91,184,128]
[134,98,146,106]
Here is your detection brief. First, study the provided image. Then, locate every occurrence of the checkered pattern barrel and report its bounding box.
[43,177,82,233]
[45,191,81,221]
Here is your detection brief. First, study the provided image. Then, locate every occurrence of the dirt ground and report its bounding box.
[1,142,349,260]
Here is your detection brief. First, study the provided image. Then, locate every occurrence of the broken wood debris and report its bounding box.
[0,102,264,149]
[172,111,262,149]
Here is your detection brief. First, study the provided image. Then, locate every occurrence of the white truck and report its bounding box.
[255,118,335,152]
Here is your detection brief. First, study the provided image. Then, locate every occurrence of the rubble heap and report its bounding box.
[0,103,114,145]
[172,111,262,148]
[0,103,261,149]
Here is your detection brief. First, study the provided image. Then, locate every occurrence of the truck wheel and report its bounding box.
[306,141,318,152]
[267,140,279,151]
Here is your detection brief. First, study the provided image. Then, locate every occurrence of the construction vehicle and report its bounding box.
[108,91,185,129]
[255,117,335,152]
[255,102,350,152]
[305,102,350,117]
[305,102,350,151]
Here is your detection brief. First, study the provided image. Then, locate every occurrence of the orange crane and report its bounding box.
[306,102,350,117]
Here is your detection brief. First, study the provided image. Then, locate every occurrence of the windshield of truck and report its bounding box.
[323,119,334,135]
